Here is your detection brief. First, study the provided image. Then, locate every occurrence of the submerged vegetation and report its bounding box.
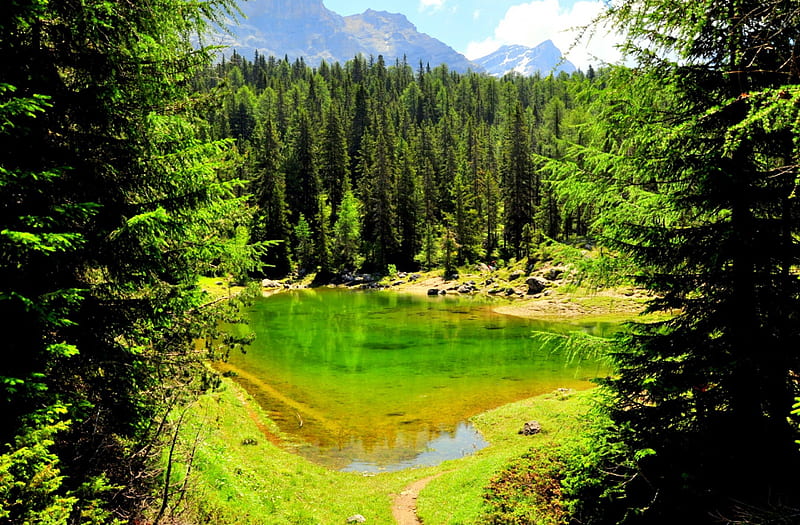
[1,0,799,523]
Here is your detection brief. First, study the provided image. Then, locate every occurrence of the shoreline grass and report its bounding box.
[162,377,595,524]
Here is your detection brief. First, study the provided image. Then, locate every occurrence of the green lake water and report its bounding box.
[220,288,612,472]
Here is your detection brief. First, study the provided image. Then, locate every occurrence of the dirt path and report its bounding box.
[391,472,448,525]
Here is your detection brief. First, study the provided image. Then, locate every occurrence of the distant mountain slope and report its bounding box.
[344,9,477,72]
[219,0,480,72]
[474,41,576,77]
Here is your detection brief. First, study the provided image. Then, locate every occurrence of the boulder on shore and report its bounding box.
[518,420,542,436]
[526,276,547,295]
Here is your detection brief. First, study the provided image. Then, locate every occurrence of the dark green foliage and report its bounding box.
[501,102,536,258]
[198,53,598,274]
[250,117,292,276]
[551,1,800,522]
[0,0,257,521]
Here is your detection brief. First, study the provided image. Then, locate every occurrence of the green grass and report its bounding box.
[417,390,593,524]
[160,379,595,524]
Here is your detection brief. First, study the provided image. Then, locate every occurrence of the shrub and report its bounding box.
[481,448,567,525]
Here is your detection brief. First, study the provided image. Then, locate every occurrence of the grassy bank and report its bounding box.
[160,378,595,524]
[170,266,623,524]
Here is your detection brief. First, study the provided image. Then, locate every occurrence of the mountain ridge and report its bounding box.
[474,41,576,77]
[219,0,574,76]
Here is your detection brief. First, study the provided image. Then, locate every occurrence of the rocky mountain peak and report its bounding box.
[221,1,571,76]
[475,40,575,77]
[357,9,416,29]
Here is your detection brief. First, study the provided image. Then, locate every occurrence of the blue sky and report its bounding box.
[324,0,621,69]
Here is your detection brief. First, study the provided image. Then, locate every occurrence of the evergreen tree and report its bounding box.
[319,102,350,214]
[396,138,422,269]
[228,85,257,144]
[450,166,482,264]
[349,84,370,180]
[284,108,321,229]
[315,192,333,275]
[332,180,363,271]
[557,1,800,521]
[0,0,253,521]
[251,117,292,277]
[360,108,400,269]
[293,213,314,273]
[501,102,535,258]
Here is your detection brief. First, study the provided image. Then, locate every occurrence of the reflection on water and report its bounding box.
[219,288,611,471]
[341,422,489,473]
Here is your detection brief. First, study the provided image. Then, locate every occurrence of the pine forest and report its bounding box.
[1,1,799,524]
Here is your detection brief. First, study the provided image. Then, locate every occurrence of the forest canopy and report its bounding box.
[1,0,799,523]
[196,52,599,277]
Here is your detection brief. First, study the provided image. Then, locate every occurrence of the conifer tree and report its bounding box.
[501,102,535,258]
[315,193,333,275]
[284,108,321,230]
[251,117,292,277]
[293,213,314,273]
[450,166,482,264]
[396,138,422,269]
[556,1,800,521]
[332,179,363,271]
[0,0,252,520]
[360,108,400,269]
[320,102,350,214]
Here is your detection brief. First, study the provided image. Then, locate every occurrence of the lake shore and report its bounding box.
[168,373,595,524]
[185,271,617,524]
[259,264,653,323]
[391,274,650,322]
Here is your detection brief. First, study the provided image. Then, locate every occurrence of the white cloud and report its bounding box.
[419,0,446,12]
[473,9,481,20]
[464,0,622,70]
[466,37,503,61]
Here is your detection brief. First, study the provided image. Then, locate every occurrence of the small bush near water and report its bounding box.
[481,448,567,525]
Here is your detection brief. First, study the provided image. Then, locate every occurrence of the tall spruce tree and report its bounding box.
[320,102,350,215]
[0,0,256,521]
[556,1,800,522]
[360,107,400,270]
[396,138,422,269]
[284,108,321,237]
[251,117,292,277]
[501,102,535,259]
